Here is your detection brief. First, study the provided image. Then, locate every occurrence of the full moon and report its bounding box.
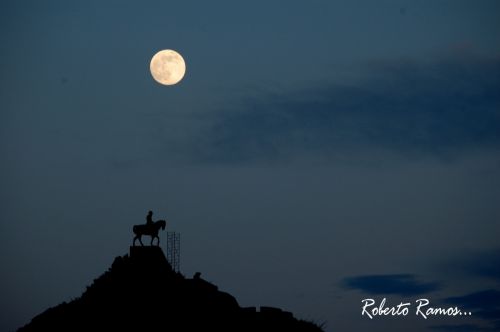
[150,49,186,85]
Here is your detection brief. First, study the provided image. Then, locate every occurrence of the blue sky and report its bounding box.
[1,1,500,331]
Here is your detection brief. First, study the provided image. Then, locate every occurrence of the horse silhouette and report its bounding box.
[133,220,166,246]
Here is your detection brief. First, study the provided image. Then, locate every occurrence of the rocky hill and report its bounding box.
[18,246,324,332]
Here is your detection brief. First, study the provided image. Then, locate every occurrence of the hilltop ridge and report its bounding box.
[18,246,324,332]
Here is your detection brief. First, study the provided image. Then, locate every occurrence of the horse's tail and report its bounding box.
[133,225,138,234]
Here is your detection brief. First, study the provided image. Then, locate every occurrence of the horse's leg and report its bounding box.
[139,235,144,246]
[133,236,138,246]
[155,229,160,247]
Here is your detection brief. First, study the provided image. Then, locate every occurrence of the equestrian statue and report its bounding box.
[132,210,166,246]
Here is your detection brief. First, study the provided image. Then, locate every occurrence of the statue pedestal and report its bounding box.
[129,246,170,268]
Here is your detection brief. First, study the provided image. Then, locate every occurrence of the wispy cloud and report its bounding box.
[192,56,500,163]
[340,274,441,296]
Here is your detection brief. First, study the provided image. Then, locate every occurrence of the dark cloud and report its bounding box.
[443,289,500,321]
[194,56,500,163]
[432,289,500,331]
[340,274,441,296]
[429,251,500,331]
[429,323,496,332]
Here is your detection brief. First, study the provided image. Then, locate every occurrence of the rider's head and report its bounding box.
[148,210,153,215]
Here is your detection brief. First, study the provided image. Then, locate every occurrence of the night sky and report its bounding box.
[1,1,500,331]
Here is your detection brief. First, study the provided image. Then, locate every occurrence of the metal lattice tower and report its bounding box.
[165,231,180,272]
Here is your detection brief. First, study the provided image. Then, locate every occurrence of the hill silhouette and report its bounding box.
[18,246,324,332]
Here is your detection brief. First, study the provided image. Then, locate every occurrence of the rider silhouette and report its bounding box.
[146,210,153,227]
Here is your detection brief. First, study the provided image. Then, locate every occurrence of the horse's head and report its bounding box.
[157,219,166,230]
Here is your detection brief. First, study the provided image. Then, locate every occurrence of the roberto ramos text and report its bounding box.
[361,298,472,319]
